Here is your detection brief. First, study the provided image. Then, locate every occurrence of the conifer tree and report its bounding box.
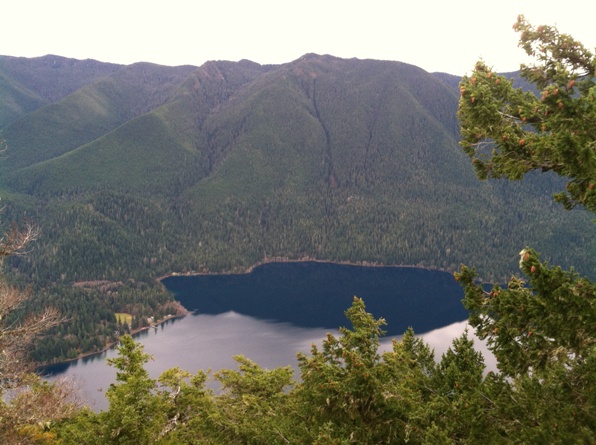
[458,15,596,212]
[456,15,596,441]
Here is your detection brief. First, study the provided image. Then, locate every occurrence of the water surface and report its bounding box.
[162,261,468,336]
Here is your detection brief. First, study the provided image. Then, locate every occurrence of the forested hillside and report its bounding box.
[0,53,594,362]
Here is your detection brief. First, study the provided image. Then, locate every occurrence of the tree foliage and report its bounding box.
[458,15,596,212]
[457,248,595,376]
[456,14,596,442]
[0,206,82,444]
[0,218,62,385]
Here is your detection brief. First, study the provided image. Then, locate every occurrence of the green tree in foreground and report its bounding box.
[58,299,500,444]
[458,15,596,212]
[456,14,596,442]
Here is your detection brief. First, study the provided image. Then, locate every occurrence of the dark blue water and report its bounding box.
[162,261,468,336]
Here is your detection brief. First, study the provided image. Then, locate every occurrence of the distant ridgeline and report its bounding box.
[0,54,593,362]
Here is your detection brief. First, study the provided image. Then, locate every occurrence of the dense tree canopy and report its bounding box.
[0,211,82,444]
[458,15,596,212]
[0,221,62,383]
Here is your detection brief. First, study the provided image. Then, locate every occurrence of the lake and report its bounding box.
[162,261,468,336]
[44,262,482,411]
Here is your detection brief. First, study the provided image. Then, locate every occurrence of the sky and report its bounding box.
[4,0,595,76]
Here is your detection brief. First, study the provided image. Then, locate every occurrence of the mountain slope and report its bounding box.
[1,62,197,170]
[0,54,122,126]
[0,69,46,127]
[0,54,594,362]
[2,54,593,277]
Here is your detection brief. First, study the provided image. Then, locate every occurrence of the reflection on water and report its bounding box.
[45,312,493,412]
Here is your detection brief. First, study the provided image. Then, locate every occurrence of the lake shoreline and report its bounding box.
[38,312,187,372]
[157,257,456,282]
[45,260,457,372]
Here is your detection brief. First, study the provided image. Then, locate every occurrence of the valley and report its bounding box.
[1,53,594,363]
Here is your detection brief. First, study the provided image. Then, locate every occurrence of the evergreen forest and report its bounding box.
[0,14,595,444]
[1,49,594,362]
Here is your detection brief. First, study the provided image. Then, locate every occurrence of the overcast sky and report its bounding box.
[4,1,594,76]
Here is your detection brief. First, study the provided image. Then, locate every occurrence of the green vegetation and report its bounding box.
[0,16,595,442]
[0,219,83,444]
[0,43,595,365]
[51,17,596,443]
[0,54,122,127]
[459,16,596,213]
[53,291,595,443]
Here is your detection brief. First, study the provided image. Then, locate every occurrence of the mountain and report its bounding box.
[0,55,124,127]
[0,54,594,362]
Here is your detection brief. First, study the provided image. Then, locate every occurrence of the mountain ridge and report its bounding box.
[2,53,592,276]
[0,53,593,362]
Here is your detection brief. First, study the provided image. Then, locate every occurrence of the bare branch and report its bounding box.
[0,221,40,260]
